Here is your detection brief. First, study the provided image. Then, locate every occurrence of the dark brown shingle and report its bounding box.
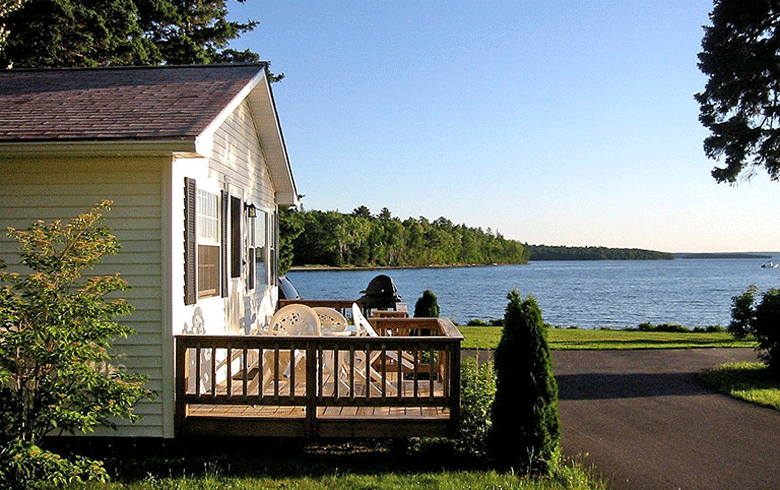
[0,64,266,142]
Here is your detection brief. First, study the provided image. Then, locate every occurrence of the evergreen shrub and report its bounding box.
[414,289,440,317]
[730,286,780,378]
[489,290,560,474]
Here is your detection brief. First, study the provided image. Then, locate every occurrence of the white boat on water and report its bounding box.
[762,261,778,268]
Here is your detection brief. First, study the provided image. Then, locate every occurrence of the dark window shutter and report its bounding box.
[220,190,229,297]
[230,196,242,278]
[184,178,197,305]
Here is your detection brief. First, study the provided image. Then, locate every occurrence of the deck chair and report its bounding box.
[345,304,416,396]
[250,305,321,395]
[313,307,350,335]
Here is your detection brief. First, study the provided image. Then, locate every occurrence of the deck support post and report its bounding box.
[174,337,187,438]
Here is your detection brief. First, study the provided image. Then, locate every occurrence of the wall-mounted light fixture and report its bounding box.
[245,203,257,218]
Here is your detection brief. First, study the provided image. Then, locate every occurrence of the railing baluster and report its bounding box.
[397,344,403,400]
[443,345,450,398]
[349,345,355,401]
[428,343,434,400]
[334,345,340,400]
[273,343,280,400]
[365,343,371,399]
[381,342,387,401]
[195,346,201,398]
[317,344,323,400]
[242,346,248,400]
[413,347,419,401]
[289,344,295,399]
[258,346,264,398]
[226,346,232,399]
[210,347,217,398]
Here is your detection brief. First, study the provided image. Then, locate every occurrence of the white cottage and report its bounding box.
[0,64,298,439]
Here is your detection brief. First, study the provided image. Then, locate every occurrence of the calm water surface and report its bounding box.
[287,258,780,329]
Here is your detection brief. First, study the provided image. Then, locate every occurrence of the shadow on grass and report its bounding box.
[46,437,487,483]
[551,339,751,349]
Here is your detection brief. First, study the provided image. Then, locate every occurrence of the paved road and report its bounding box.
[553,349,780,490]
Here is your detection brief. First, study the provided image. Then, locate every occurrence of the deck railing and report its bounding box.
[174,317,462,439]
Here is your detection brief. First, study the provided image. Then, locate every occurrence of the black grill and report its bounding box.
[357,274,402,310]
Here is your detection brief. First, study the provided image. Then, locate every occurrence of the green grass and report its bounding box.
[698,362,780,411]
[459,326,757,350]
[58,467,604,490]
[47,451,605,490]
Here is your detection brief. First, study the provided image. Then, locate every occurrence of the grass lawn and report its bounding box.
[459,326,757,350]
[698,362,780,412]
[48,448,605,490]
[56,468,603,490]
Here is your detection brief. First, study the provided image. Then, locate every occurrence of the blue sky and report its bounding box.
[229,1,779,253]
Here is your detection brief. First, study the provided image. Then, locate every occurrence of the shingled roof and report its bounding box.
[0,63,267,142]
[0,63,299,206]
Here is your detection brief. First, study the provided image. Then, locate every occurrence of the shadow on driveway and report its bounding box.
[557,372,712,400]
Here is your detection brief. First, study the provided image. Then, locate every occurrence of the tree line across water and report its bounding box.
[282,206,529,269]
[280,206,673,270]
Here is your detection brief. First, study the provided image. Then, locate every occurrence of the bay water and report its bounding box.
[287,258,780,329]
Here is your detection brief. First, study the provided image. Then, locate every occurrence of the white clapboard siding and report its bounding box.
[211,100,276,209]
[0,158,168,438]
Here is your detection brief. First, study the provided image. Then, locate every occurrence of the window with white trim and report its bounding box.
[197,189,221,298]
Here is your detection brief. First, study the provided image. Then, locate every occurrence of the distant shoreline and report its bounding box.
[675,252,775,259]
[288,252,778,272]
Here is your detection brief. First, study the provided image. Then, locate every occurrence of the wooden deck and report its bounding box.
[175,317,462,439]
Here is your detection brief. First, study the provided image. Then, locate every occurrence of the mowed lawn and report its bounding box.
[459,326,756,350]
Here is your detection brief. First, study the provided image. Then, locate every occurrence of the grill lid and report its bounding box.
[358,274,401,308]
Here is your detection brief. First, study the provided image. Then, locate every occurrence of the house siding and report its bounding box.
[186,99,278,334]
[211,100,276,211]
[0,158,168,438]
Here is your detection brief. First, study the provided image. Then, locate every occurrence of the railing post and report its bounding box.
[448,340,461,437]
[174,337,187,439]
[305,340,318,438]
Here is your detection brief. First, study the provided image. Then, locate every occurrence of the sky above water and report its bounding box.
[228,1,779,253]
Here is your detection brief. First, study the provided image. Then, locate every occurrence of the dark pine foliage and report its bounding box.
[413,289,440,318]
[730,286,780,378]
[489,290,560,474]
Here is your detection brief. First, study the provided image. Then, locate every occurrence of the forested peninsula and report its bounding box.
[282,207,529,268]
[280,207,674,270]
[526,245,674,261]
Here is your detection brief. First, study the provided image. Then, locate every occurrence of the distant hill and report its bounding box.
[526,245,673,261]
[675,252,774,259]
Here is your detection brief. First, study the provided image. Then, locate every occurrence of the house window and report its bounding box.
[256,210,268,288]
[247,214,256,290]
[197,189,221,298]
[270,211,278,285]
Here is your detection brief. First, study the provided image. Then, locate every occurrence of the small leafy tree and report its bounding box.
[414,289,440,318]
[0,201,152,488]
[729,285,780,378]
[457,358,496,458]
[490,290,560,474]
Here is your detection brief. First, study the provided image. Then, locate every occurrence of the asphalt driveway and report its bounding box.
[553,349,780,490]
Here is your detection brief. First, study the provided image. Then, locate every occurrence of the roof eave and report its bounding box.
[0,139,200,159]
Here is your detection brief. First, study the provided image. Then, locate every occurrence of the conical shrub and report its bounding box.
[414,289,440,317]
[489,290,560,473]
